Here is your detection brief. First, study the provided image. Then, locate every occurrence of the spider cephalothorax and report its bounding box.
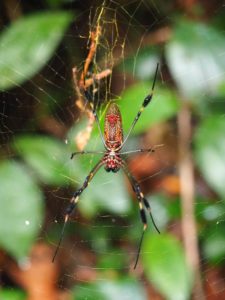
[53,64,160,269]
[103,150,122,173]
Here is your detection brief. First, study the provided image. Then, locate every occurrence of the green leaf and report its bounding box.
[0,161,44,259]
[200,202,225,222]
[142,234,193,300]
[119,83,179,134]
[67,123,131,216]
[194,116,225,198]
[0,11,73,90]
[14,134,130,217]
[72,278,147,300]
[13,135,79,186]
[166,19,225,99]
[0,290,25,300]
[202,222,225,264]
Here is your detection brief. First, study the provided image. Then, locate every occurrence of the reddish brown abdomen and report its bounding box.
[104,103,123,149]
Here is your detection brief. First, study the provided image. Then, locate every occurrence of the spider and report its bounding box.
[52,63,160,269]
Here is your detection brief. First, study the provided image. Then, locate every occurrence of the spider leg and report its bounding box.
[121,161,160,269]
[119,144,164,156]
[119,148,155,156]
[52,159,104,262]
[120,63,159,149]
[70,150,105,159]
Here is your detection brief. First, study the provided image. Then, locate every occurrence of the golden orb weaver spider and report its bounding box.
[52,63,160,269]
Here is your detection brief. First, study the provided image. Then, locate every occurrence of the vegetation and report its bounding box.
[0,1,224,299]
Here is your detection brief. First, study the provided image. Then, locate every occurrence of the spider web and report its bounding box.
[0,0,225,299]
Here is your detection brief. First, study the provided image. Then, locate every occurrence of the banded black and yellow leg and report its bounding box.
[52,159,104,262]
[121,162,160,269]
[120,63,159,148]
[142,198,160,234]
[134,192,148,269]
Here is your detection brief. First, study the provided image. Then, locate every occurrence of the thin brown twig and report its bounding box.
[178,102,205,300]
[79,26,102,89]
[84,69,112,88]
[73,7,111,151]
[3,0,22,21]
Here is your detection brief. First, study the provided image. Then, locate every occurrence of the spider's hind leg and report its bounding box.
[121,161,160,269]
[52,159,104,262]
[142,197,160,234]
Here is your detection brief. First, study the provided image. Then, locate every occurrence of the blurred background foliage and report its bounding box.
[0,0,225,300]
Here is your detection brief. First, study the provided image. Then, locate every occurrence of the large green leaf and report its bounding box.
[166,20,225,99]
[0,161,44,259]
[119,83,179,134]
[142,234,193,300]
[0,11,73,90]
[194,116,225,198]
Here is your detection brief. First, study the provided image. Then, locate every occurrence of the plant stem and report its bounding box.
[178,102,205,300]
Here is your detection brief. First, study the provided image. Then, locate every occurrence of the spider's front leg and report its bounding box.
[52,159,104,262]
[70,150,105,159]
[121,162,160,269]
[120,63,159,148]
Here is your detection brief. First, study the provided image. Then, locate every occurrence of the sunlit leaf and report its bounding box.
[0,11,73,90]
[72,278,147,300]
[119,83,179,134]
[0,161,44,259]
[166,19,225,99]
[194,116,225,198]
[142,234,193,300]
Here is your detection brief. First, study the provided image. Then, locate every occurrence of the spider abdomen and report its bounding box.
[104,103,123,149]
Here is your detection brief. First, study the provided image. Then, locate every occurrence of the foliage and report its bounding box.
[0,1,224,299]
[72,278,147,300]
[0,11,73,90]
[142,234,193,300]
[0,161,44,259]
[194,116,225,198]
